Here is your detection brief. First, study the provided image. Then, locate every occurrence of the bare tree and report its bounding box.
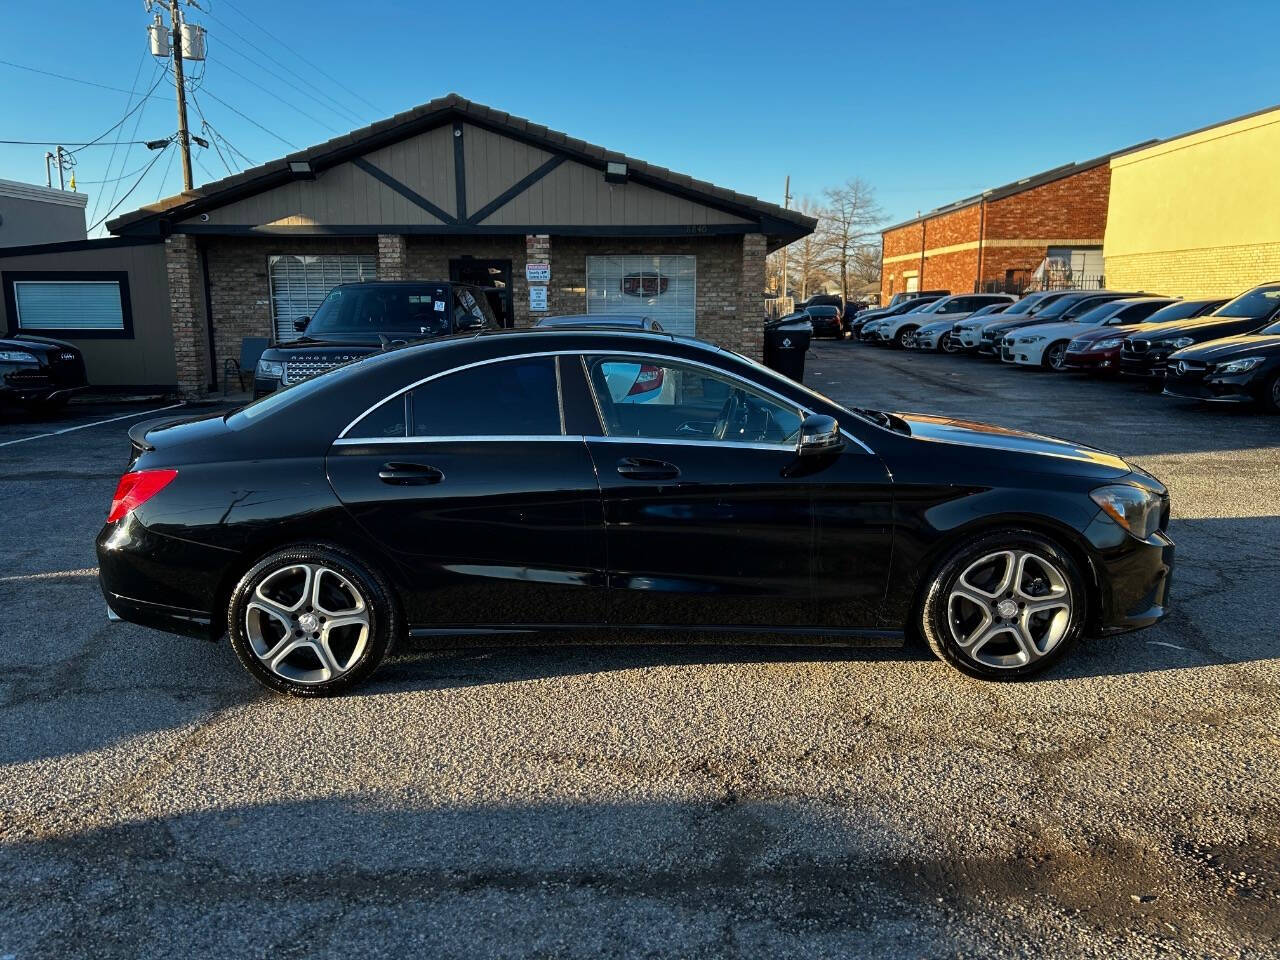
[850,240,882,290]
[785,197,835,301]
[820,178,885,303]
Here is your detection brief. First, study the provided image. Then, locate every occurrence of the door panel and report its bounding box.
[588,438,815,627]
[327,438,604,626]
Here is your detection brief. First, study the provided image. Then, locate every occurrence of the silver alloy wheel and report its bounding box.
[946,549,1072,669]
[245,562,370,685]
[1047,342,1068,370]
[941,332,958,353]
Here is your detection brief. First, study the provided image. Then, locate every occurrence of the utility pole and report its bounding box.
[780,175,792,301]
[55,146,66,189]
[170,0,193,191]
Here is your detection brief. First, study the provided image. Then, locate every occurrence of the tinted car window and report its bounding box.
[1213,284,1280,321]
[410,357,561,437]
[1114,301,1170,323]
[1145,300,1219,323]
[306,285,451,336]
[346,396,408,439]
[587,357,802,446]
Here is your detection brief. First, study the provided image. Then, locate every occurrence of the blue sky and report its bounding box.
[1,0,1275,236]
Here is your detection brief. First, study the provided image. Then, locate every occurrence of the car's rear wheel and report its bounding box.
[1042,341,1069,370]
[228,544,398,696]
[919,530,1086,680]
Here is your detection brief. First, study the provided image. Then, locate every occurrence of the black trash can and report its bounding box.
[763,316,813,383]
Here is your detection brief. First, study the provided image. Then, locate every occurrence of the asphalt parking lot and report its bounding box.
[1,346,1277,959]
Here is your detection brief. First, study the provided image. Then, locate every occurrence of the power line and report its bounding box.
[0,57,169,101]
[155,140,179,200]
[212,55,347,135]
[88,143,172,233]
[197,86,299,150]
[201,7,372,126]
[210,29,365,129]
[0,138,153,147]
[191,91,255,171]
[89,54,160,227]
[77,159,162,185]
[68,66,169,157]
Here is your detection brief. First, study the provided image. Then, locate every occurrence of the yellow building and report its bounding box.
[1105,105,1280,298]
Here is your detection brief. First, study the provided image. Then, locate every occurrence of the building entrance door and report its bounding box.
[449,258,513,328]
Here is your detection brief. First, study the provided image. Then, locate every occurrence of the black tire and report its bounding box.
[227,543,399,697]
[1042,341,1069,371]
[918,529,1087,681]
[894,325,917,349]
[1262,372,1280,414]
[940,332,960,354]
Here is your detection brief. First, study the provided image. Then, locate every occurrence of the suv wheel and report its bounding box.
[940,332,960,354]
[894,326,917,349]
[919,530,1085,680]
[228,544,399,696]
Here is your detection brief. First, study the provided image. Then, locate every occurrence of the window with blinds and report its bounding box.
[586,255,697,337]
[14,281,125,331]
[268,254,377,341]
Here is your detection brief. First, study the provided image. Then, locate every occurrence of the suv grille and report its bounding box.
[1125,338,1150,354]
[283,358,345,385]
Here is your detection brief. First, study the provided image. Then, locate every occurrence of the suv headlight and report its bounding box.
[1158,337,1195,349]
[1091,338,1123,351]
[256,358,284,378]
[0,350,39,364]
[1213,356,1264,375]
[1090,484,1162,539]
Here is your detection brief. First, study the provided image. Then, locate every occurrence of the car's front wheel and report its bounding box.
[227,544,398,696]
[940,332,960,354]
[1263,371,1280,414]
[895,326,918,349]
[919,531,1086,680]
[1042,341,1070,370]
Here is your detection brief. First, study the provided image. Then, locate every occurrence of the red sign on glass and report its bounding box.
[621,272,669,297]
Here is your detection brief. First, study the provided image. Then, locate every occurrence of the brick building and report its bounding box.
[1,94,812,395]
[879,145,1149,303]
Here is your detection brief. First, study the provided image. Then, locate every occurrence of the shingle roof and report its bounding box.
[107,93,815,237]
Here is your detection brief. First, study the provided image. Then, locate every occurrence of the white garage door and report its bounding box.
[268,254,376,341]
[585,255,697,336]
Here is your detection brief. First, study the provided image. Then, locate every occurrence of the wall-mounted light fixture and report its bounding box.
[604,161,628,184]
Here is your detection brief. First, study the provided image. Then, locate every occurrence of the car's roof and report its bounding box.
[331,280,454,290]
[536,314,652,327]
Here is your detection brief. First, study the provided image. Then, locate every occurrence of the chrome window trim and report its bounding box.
[337,347,874,455]
[334,434,581,446]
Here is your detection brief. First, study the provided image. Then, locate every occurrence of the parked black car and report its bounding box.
[0,334,89,410]
[1119,283,1280,385]
[98,327,1173,696]
[252,281,498,398]
[974,291,1147,356]
[1162,317,1280,412]
[804,304,846,338]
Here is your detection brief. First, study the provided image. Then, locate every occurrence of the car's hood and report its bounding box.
[1170,333,1280,361]
[1131,315,1267,341]
[1009,320,1092,341]
[0,334,78,356]
[894,413,1130,474]
[278,332,424,349]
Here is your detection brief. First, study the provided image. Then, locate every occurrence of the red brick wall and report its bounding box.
[880,162,1112,299]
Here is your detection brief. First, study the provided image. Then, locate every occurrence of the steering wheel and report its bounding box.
[712,389,745,441]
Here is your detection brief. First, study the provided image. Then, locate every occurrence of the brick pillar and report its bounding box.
[377,234,408,280]
[514,233,551,327]
[165,234,210,398]
[737,233,767,361]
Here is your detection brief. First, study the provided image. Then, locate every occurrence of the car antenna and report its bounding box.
[377,333,391,350]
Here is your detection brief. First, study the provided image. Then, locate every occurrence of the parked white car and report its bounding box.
[953,290,1069,350]
[876,294,1015,348]
[910,298,1016,351]
[998,297,1176,369]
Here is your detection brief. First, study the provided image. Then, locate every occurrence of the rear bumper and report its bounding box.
[97,516,238,639]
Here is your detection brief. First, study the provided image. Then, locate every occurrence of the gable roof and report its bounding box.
[107,93,815,241]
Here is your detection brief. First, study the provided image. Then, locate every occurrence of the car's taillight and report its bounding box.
[627,364,664,396]
[107,469,178,523]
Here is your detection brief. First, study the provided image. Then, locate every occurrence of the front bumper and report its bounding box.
[1119,352,1168,379]
[1063,349,1119,372]
[1084,515,1176,634]
[253,376,281,399]
[1161,371,1260,403]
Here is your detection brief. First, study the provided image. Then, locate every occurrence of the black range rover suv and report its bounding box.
[253,281,499,397]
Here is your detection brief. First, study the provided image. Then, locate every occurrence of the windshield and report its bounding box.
[1213,284,1280,320]
[1260,319,1280,336]
[304,284,452,337]
[1001,296,1039,316]
[1033,295,1093,321]
[913,298,949,314]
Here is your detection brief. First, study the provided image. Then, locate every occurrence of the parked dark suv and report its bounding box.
[0,334,89,411]
[253,281,498,397]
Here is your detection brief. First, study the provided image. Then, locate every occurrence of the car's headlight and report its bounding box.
[1091,338,1123,351]
[1158,337,1195,349]
[1090,484,1163,539]
[1017,335,1045,344]
[1213,356,1264,375]
[0,350,39,364]
[256,358,284,378]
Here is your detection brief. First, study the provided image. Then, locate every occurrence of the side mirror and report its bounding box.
[293,316,310,332]
[797,414,844,456]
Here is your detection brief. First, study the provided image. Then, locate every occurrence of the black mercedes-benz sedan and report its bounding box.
[98,328,1174,696]
[1162,316,1280,412]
